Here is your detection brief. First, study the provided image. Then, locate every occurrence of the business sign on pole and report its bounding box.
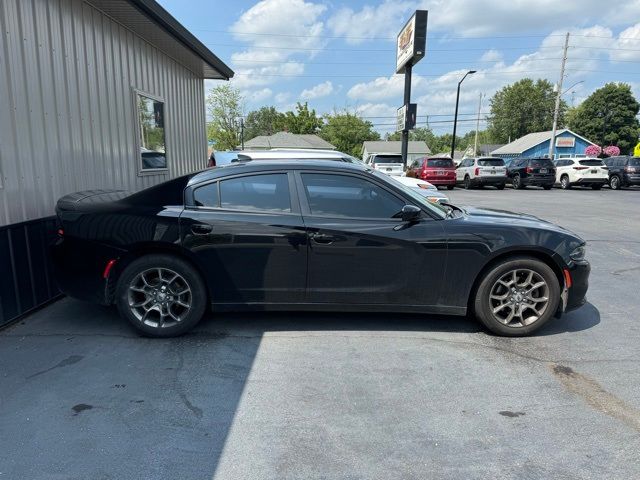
[634,141,640,157]
[555,137,575,148]
[396,10,428,74]
[396,103,417,132]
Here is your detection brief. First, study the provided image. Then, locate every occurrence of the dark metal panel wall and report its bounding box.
[0,217,60,327]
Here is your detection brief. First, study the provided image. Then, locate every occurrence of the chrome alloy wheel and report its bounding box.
[489,268,550,328]
[127,268,192,328]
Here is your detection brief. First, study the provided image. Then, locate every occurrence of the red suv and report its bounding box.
[406,157,456,189]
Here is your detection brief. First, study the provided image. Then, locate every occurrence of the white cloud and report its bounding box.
[244,88,273,103]
[348,74,428,101]
[328,1,414,44]
[228,0,327,88]
[275,92,292,104]
[300,81,334,100]
[480,49,503,63]
[611,23,640,61]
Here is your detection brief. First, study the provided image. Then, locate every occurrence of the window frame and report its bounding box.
[134,88,169,176]
[185,171,300,215]
[295,170,417,222]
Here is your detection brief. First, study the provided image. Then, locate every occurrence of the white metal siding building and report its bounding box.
[0,0,232,325]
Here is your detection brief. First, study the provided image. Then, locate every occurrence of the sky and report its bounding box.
[158,0,640,137]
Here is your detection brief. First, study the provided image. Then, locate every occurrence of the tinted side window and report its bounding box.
[194,182,219,207]
[219,174,291,213]
[301,173,404,219]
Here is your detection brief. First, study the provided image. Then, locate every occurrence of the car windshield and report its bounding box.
[378,172,447,219]
[530,159,554,168]
[426,158,453,168]
[629,158,640,166]
[579,159,604,166]
[372,155,403,164]
[478,158,504,166]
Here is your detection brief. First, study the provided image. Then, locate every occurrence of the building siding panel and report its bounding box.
[0,0,207,227]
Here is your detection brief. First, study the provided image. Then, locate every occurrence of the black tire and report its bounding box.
[512,174,524,189]
[560,175,571,190]
[609,175,621,190]
[543,185,552,190]
[496,184,505,190]
[464,175,471,189]
[591,183,603,190]
[115,254,207,337]
[473,256,560,336]
[447,185,454,190]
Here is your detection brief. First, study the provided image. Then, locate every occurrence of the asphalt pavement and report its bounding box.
[1,185,639,480]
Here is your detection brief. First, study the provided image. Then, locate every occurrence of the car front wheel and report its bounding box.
[116,254,207,337]
[609,175,621,190]
[473,257,560,336]
[512,174,523,189]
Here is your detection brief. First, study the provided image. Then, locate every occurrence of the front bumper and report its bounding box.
[564,260,590,311]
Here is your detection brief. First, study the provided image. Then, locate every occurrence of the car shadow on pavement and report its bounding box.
[0,298,600,479]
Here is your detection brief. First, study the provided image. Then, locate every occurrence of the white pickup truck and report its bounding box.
[364,154,405,176]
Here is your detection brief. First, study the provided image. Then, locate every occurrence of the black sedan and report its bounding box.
[52,160,590,337]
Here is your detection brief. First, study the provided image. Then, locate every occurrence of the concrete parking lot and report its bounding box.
[1,186,639,480]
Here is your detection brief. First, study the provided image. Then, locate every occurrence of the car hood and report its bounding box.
[461,206,582,239]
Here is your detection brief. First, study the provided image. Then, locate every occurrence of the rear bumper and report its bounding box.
[573,177,607,184]
[622,173,640,185]
[474,176,506,185]
[51,237,124,305]
[424,178,456,186]
[523,177,555,186]
[565,260,590,312]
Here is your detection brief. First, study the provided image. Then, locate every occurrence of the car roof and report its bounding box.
[188,159,372,186]
[234,149,352,159]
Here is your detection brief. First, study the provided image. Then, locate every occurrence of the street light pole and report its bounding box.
[451,70,476,160]
[473,92,484,156]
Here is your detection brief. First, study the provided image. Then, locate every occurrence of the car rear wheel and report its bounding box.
[116,254,207,337]
[473,257,560,336]
[560,175,571,189]
[591,184,603,190]
[512,174,524,189]
[463,175,471,189]
[609,175,621,190]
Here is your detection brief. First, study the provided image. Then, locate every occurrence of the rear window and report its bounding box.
[372,155,402,164]
[426,158,454,168]
[529,159,554,168]
[579,159,604,166]
[478,158,505,166]
[629,158,640,167]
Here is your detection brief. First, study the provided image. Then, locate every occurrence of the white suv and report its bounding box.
[456,157,507,189]
[364,154,405,176]
[554,158,608,190]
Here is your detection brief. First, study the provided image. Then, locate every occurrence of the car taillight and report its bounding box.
[573,166,588,170]
[102,259,117,279]
[526,166,533,173]
[601,166,608,170]
[625,166,635,172]
[475,167,480,175]
[57,228,64,237]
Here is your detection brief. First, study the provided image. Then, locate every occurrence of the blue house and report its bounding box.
[491,129,596,159]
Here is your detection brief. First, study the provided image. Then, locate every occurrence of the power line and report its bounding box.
[206,43,566,52]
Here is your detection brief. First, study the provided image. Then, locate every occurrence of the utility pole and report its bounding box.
[473,92,484,156]
[549,32,569,160]
[240,118,245,150]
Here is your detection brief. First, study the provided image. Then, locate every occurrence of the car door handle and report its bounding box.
[191,224,213,235]
[311,233,334,244]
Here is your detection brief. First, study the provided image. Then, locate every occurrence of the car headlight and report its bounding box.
[569,245,586,261]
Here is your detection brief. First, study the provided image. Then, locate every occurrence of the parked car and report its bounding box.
[456,157,507,189]
[505,157,556,190]
[364,153,404,176]
[213,149,361,166]
[554,158,608,189]
[603,155,640,190]
[53,160,589,338]
[390,176,450,204]
[406,157,456,190]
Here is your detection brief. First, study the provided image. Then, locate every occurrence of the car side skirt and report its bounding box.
[210,302,467,316]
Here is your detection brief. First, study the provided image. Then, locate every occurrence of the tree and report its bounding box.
[244,106,285,140]
[567,83,640,154]
[320,110,380,158]
[206,85,243,150]
[488,78,566,143]
[280,102,323,134]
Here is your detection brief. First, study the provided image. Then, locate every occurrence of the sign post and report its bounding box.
[396,10,427,167]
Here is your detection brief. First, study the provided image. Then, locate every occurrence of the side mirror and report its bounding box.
[400,204,421,222]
